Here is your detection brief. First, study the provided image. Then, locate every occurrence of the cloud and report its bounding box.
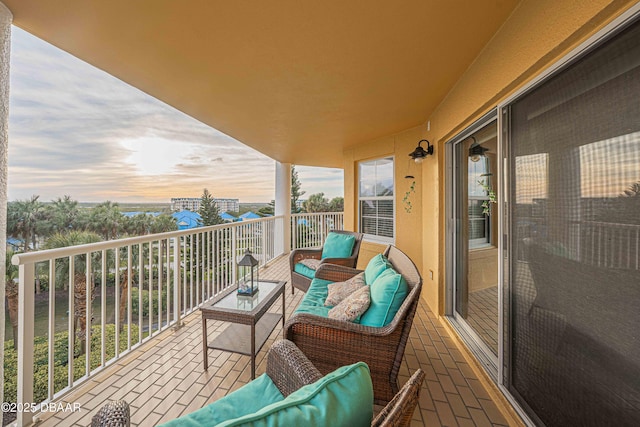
[7,27,343,204]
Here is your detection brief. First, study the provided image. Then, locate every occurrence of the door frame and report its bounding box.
[445,110,499,379]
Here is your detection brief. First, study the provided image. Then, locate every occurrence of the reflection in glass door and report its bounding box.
[451,118,499,363]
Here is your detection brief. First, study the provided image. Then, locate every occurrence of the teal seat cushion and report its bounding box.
[218,362,373,427]
[294,278,331,317]
[360,268,409,327]
[294,262,317,279]
[321,232,356,259]
[364,253,392,285]
[159,373,284,426]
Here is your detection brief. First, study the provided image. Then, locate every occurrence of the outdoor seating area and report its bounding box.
[37,255,512,427]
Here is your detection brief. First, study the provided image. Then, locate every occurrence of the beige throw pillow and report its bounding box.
[324,272,366,307]
[299,258,322,271]
[328,286,371,322]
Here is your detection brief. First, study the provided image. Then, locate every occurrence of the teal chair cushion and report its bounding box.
[363,253,392,285]
[321,232,356,259]
[218,362,373,427]
[294,278,332,317]
[159,373,284,426]
[293,262,317,279]
[360,268,409,327]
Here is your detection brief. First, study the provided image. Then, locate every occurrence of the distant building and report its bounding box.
[239,211,262,221]
[220,212,238,222]
[171,197,239,213]
[214,198,240,213]
[171,198,201,212]
[172,210,201,230]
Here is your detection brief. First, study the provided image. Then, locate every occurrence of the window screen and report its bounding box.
[506,18,640,427]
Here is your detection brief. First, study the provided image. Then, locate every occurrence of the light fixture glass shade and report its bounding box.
[409,139,433,163]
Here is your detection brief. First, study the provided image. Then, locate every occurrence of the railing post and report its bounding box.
[17,262,35,427]
[173,236,182,328]
[231,226,237,285]
[275,162,292,254]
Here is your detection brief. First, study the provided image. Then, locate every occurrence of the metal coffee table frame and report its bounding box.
[200,280,286,379]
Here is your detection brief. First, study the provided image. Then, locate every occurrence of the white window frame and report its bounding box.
[358,156,395,244]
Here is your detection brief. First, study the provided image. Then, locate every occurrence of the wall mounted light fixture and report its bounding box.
[409,139,434,163]
[468,137,488,162]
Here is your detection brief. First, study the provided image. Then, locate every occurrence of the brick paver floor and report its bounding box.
[37,255,518,426]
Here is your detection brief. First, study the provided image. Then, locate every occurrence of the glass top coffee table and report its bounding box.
[200,280,286,379]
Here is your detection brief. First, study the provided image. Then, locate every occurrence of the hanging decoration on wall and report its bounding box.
[402,179,416,213]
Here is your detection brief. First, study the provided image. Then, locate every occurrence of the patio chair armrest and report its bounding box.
[320,256,358,268]
[285,312,397,340]
[266,339,323,397]
[289,248,323,270]
[314,264,363,282]
[372,369,426,427]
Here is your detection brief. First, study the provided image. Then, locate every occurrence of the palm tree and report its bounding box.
[5,250,19,348]
[621,181,640,197]
[7,195,46,252]
[88,201,123,240]
[49,195,80,232]
[303,192,330,213]
[45,231,103,355]
[150,214,177,234]
[123,213,152,236]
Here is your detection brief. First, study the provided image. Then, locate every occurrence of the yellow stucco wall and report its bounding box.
[344,126,424,272]
[344,0,638,314]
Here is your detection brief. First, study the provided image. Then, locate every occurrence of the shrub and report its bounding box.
[3,324,142,404]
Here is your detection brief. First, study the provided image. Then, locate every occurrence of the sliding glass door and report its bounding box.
[503,15,640,427]
[448,116,499,372]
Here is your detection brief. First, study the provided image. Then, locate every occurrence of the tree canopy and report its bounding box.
[198,188,224,226]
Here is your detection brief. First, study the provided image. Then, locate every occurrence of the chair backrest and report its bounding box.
[329,229,364,265]
[383,245,421,289]
[372,369,426,427]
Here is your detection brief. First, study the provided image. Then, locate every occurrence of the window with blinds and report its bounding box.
[358,157,394,242]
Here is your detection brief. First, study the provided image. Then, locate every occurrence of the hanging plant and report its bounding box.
[402,180,416,213]
[477,177,497,215]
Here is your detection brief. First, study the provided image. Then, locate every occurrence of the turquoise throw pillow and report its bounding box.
[360,268,409,327]
[364,253,392,285]
[159,373,284,426]
[218,362,373,427]
[321,233,356,259]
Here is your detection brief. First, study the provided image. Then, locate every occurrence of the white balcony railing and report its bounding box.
[291,212,344,249]
[7,212,343,426]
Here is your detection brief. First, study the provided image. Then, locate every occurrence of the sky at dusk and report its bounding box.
[7,27,343,204]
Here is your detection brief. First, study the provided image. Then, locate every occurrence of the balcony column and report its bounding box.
[275,162,292,254]
[0,1,11,412]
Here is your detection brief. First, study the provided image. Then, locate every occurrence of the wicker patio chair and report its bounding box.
[289,229,363,294]
[92,339,424,426]
[285,245,423,405]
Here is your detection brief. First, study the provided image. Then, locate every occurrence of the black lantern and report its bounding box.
[237,249,259,296]
[409,139,434,163]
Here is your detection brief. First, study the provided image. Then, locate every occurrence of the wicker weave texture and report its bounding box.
[91,400,130,427]
[373,369,426,427]
[285,245,423,404]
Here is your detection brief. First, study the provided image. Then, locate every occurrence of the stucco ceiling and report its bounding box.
[3,0,519,167]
